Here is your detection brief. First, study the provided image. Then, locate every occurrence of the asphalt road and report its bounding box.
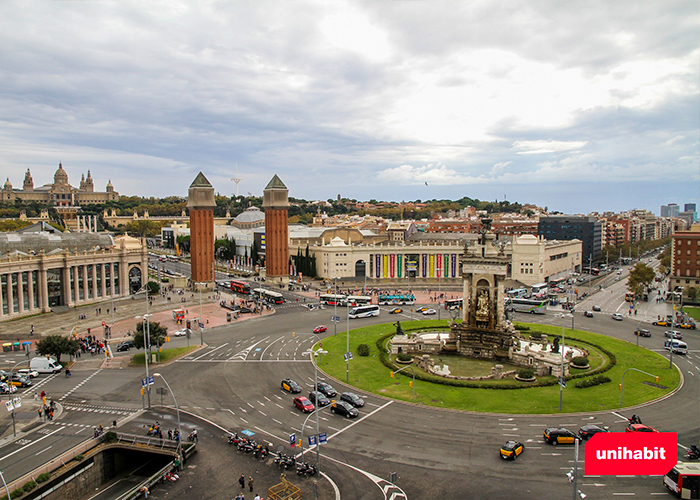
[1,263,697,499]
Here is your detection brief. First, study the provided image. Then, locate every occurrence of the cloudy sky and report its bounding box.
[1,1,698,215]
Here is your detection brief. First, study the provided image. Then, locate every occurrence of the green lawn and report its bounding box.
[685,306,700,322]
[316,320,680,414]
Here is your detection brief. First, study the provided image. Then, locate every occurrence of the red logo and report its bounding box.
[585,432,677,475]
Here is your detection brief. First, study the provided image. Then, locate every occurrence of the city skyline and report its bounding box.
[0,1,698,214]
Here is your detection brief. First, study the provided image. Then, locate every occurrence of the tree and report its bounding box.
[133,321,169,350]
[687,287,697,301]
[35,335,80,363]
[627,263,655,297]
[147,280,160,295]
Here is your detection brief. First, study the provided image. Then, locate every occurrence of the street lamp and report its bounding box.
[194,282,207,346]
[8,359,30,437]
[153,373,182,457]
[135,284,152,409]
[555,313,573,411]
[0,468,11,500]
[303,347,327,471]
[390,365,416,402]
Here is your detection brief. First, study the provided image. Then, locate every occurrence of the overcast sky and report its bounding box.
[1,1,698,215]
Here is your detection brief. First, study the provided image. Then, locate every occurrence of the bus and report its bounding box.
[505,289,528,299]
[378,294,416,305]
[444,298,463,310]
[230,280,251,294]
[348,305,380,319]
[167,255,179,263]
[252,288,285,304]
[347,296,372,306]
[531,283,549,296]
[664,462,700,498]
[319,294,347,306]
[547,277,567,288]
[505,298,547,314]
[625,292,635,302]
[583,267,600,276]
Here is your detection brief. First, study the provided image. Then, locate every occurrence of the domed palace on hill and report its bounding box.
[2,162,119,205]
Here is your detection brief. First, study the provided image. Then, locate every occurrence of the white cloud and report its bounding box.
[512,140,588,155]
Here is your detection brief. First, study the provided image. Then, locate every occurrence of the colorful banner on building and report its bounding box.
[451,254,457,278]
[383,255,388,278]
[376,254,381,278]
[389,254,395,278]
[436,254,442,277]
[444,254,449,278]
[397,254,403,278]
[422,254,427,277]
[429,254,435,277]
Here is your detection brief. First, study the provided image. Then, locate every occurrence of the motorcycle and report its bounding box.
[686,445,700,460]
[628,415,642,425]
[296,461,318,477]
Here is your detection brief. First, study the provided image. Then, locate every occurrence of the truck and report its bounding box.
[30,356,63,374]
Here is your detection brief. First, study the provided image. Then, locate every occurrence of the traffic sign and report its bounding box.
[5,397,21,412]
[308,435,317,446]
[319,433,327,444]
[559,376,566,388]
[289,433,296,448]
[347,352,353,360]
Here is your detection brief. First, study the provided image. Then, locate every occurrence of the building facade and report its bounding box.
[2,163,118,205]
[0,223,147,321]
[538,215,601,264]
[510,235,582,286]
[187,173,216,286]
[670,224,700,296]
[262,175,290,282]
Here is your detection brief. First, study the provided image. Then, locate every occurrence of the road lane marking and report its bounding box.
[192,342,229,361]
[0,426,65,462]
[35,445,52,456]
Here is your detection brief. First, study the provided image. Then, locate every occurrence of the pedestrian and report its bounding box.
[248,477,254,492]
[30,324,34,336]
[254,495,261,500]
[174,457,181,472]
[37,407,42,420]
[239,474,245,489]
[168,429,173,440]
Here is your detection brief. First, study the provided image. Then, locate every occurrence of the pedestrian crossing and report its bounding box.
[61,402,140,415]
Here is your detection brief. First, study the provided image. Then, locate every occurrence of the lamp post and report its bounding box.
[194,282,206,346]
[135,284,152,409]
[346,302,350,382]
[303,347,327,471]
[556,313,573,411]
[333,277,338,337]
[619,368,658,405]
[153,373,182,457]
[391,365,416,402]
[0,468,11,500]
[8,359,29,437]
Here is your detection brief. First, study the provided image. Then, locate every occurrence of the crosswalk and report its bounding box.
[61,402,140,415]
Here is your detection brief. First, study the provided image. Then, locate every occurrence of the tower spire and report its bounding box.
[230,162,242,197]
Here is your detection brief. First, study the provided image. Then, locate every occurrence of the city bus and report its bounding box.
[531,283,549,296]
[664,462,700,498]
[547,277,567,288]
[505,298,547,314]
[348,304,380,319]
[378,294,415,305]
[347,295,372,306]
[625,292,635,302]
[230,280,251,294]
[319,294,347,306]
[167,255,179,263]
[444,298,463,310]
[505,288,528,299]
[582,267,600,276]
[252,288,285,304]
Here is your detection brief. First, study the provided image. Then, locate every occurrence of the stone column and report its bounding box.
[62,266,72,307]
[17,272,25,313]
[27,270,35,311]
[82,265,88,300]
[91,263,98,299]
[109,263,115,296]
[0,274,5,318]
[39,257,50,312]
[7,273,14,315]
[73,266,80,304]
[100,263,107,298]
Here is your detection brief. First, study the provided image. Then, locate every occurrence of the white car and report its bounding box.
[17,369,39,378]
[0,382,17,394]
[422,308,437,315]
[174,328,190,337]
[612,313,624,321]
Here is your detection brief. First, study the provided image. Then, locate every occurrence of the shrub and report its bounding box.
[397,353,412,362]
[357,344,370,357]
[516,367,535,379]
[36,473,51,484]
[103,431,117,443]
[22,481,37,493]
[572,356,589,367]
[10,489,24,499]
[575,375,611,388]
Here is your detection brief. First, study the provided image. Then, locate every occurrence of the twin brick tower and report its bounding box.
[187,172,289,288]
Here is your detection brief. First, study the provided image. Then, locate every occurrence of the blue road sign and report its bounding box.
[319,433,327,444]
[308,435,317,446]
[241,429,255,437]
[343,353,348,362]
[141,378,147,388]
[289,433,296,447]
[148,376,154,385]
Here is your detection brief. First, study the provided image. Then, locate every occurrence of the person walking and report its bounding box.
[238,474,245,489]
[248,476,254,492]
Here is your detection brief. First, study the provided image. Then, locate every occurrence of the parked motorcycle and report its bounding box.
[687,445,700,460]
[296,461,318,477]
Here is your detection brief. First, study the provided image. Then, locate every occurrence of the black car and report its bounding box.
[315,381,337,398]
[578,424,610,441]
[584,311,594,318]
[340,392,365,408]
[543,427,577,445]
[116,341,133,352]
[592,305,602,312]
[9,374,32,387]
[330,400,359,418]
[281,379,302,394]
[308,391,330,407]
[634,329,651,337]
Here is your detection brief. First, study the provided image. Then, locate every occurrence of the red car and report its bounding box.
[626,424,658,433]
[293,396,315,413]
[313,325,327,334]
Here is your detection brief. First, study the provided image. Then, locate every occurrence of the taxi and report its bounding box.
[543,427,577,445]
[652,319,672,327]
[281,379,302,394]
[676,321,696,330]
[389,308,403,314]
[500,440,524,460]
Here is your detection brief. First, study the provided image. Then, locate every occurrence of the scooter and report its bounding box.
[628,415,642,425]
[296,461,318,477]
[686,445,700,460]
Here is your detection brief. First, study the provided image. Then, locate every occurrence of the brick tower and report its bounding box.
[262,175,289,283]
[187,172,216,289]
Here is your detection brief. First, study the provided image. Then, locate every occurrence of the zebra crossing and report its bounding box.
[61,402,140,415]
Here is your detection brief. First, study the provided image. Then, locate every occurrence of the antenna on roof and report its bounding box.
[230,162,243,197]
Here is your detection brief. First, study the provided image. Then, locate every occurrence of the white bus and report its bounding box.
[253,288,285,304]
[505,298,547,315]
[505,288,528,299]
[319,294,347,306]
[444,298,463,310]
[347,295,372,306]
[531,283,548,297]
[348,305,380,319]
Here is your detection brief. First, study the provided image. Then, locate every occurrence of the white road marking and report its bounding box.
[0,426,65,462]
[192,343,229,361]
[35,445,52,456]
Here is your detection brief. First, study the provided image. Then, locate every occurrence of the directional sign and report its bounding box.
[5,397,21,412]
[319,432,327,444]
[142,376,155,388]
[289,433,296,448]
[559,376,566,388]
[347,352,353,360]
[308,435,317,446]
[343,353,349,362]
[241,429,255,437]
[199,322,205,329]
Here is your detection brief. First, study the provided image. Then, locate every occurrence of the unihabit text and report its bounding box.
[596,447,667,460]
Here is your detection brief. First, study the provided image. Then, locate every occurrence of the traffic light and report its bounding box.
[292,331,295,337]
[619,384,622,390]
[655,376,659,383]
[390,371,394,378]
[409,380,413,387]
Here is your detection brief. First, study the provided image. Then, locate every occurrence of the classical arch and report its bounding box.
[354,260,366,278]
[128,265,143,294]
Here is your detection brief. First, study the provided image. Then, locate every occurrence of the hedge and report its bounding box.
[575,375,612,388]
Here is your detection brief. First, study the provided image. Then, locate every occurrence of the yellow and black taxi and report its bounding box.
[329,400,359,418]
[281,378,302,394]
[416,307,429,313]
[652,319,672,327]
[675,321,696,330]
[500,440,524,460]
[543,427,577,445]
[389,308,403,314]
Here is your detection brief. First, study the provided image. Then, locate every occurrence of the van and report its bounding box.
[30,356,63,374]
[664,339,688,355]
